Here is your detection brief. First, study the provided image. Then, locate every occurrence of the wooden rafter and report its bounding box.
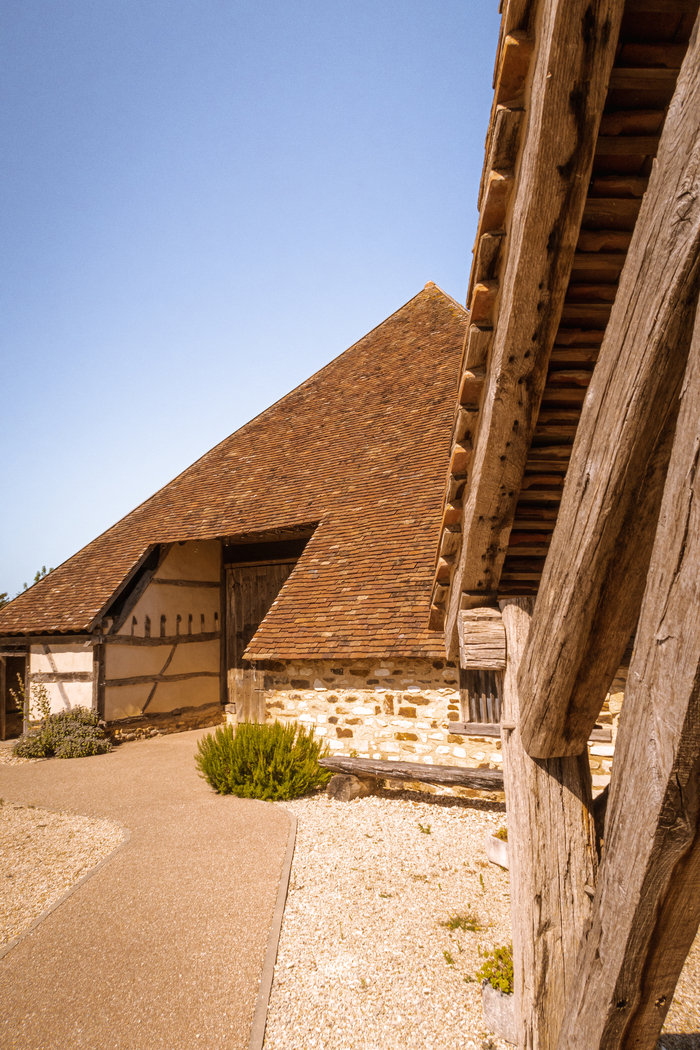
[441,0,626,657]
[517,24,700,757]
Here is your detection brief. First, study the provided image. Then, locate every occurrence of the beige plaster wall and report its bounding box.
[104,540,221,721]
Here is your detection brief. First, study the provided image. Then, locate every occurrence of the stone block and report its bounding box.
[395,732,418,741]
[398,706,417,718]
[482,982,516,1044]
[336,727,353,738]
[326,774,378,802]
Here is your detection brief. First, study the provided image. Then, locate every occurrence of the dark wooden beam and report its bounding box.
[445,0,625,658]
[518,28,700,757]
[557,275,700,1050]
[318,756,503,792]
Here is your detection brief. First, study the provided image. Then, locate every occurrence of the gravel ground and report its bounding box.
[0,800,124,948]
[265,788,700,1050]
[265,789,512,1050]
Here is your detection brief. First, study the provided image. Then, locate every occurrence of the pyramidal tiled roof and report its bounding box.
[0,284,467,658]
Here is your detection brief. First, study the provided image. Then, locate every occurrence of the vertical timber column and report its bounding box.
[0,656,5,742]
[557,290,700,1050]
[500,597,598,1050]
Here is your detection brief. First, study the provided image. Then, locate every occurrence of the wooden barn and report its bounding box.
[0,284,498,775]
[428,0,700,1047]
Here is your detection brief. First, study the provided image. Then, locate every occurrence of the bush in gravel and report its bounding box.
[195,721,332,800]
[475,943,514,994]
[13,707,112,760]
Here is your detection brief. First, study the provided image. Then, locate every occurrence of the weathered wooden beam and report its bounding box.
[448,721,612,743]
[500,598,598,1050]
[458,607,506,670]
[557,276,700,1050]
[518,28,700,757]
[105,671,219,687]
[104,631,220,647]
[318,755,504,791]
[445,0,625,659]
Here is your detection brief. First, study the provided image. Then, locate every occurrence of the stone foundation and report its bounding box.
[255,656,508,773]
[107,701,224,743]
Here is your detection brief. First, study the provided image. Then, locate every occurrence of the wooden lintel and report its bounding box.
[518,29,700,757]
[151,578,220,588]
[447,721,612,743]
[28,672,93,684]
[445,0,625,660]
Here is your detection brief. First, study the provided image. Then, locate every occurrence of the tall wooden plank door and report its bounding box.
[225,561,296,721]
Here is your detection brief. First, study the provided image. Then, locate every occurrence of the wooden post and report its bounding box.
[556,289,700,1050]
[500,597,598,1050]
[0,656,5,742]
[517,21,700,757]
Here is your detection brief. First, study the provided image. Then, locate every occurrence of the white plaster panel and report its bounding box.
[36,681,93,715]
[126,584,220,638]
[146,676,219,713]
[156,540,220,581]
[30,645,93,674]
[105,644,175,680]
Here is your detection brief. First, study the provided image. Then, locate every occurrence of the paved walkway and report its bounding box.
[0,729,292,1050]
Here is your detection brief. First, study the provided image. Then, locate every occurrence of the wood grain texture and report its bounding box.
[318,755,504,791]
[518,25,700,757]
[557,254,700,1050]
[445,0,625,660]
[500,598,598,1050]
[458,608,506,670]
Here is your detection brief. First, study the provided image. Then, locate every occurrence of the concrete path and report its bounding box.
[0,729,292,1050]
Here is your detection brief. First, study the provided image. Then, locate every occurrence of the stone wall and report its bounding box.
[256,657,626,791]
[258,657,507,772]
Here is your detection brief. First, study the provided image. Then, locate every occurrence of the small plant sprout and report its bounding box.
[379,891,392,898]
[495,826,508,841]
[418,822,432,834]
[479,873,485,891]
[360,977,368,990]
[441,912,482,933]
[475,943,514,995]
[443,949,455,966]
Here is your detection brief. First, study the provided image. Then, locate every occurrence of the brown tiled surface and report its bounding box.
[0,285,466,658]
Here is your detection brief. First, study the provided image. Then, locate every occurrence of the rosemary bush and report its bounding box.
[195,721,331,800]
[13,706,112,760]
[476,943,514,994]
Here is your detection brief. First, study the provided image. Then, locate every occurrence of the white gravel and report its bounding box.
[0,800,125,949]
[265,789,512,1050]
[265,788,700,1050]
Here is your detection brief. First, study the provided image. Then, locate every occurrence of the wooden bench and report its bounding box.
[318,755,504,792]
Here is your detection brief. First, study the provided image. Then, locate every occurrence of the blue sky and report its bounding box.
[1,0,500,598]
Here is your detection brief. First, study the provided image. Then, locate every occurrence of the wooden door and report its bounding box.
[225,561,296,721]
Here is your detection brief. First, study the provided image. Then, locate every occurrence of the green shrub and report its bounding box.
[195,721,332,800]
[475,943,514,994]
[13,707,112,760]
[495,826,508,841]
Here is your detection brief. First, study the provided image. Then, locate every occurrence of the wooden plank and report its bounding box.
[557,270,700,1050]
[105,671,219,687]
[499,597,598,1050]
[104,631,221,647]
[0,635,88,648]
[444,0,625,659]
[594,135,659,155]
[318,755,504,791]
[150,578,220,588]
[28,672,93,683]
[458,608,506,670]
[518,28,700,757]
[448,721,612,742]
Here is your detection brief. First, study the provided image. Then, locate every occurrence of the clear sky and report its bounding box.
[1,0,501,598]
